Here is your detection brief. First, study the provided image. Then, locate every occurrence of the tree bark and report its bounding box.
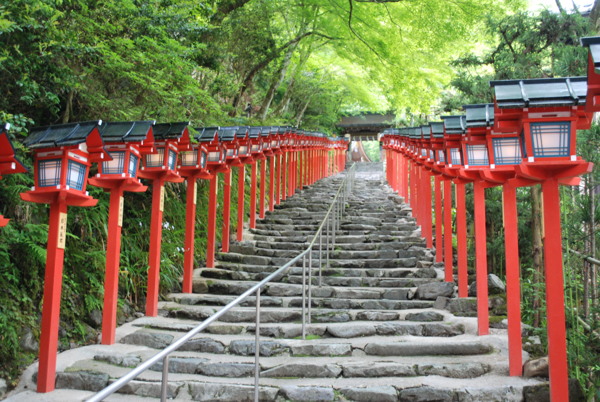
[230,30,333,116]
[554,0,566,13]
[259,46,295,121]
[591,0,600,32]
[61,90,75,123]
[531,185,545,328]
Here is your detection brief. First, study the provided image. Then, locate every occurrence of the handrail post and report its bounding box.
[302,254,306,340]
[254,287,261,402]
[326,214,330,270]
[308,246,313,325]
[318,231,323,287]
[161,356,169,402]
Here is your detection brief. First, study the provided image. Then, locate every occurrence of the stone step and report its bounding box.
[249,233,427,245]
[191,278,446,299]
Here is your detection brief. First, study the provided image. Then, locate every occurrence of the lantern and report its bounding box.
[198,127,227,172]
[20,120,109,393]
[0,123,28,226]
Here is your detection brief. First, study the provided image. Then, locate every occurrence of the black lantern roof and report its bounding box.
[463,104,494,128]
[420,125,431,138]
[489,77,587,108]
[197,127,220,142]
[581,36,600,69]
[270,126,281,135]
[248,127,262,139]
[218,126,238,142]
[260,127,271,138]
[99,121,155,143]
[441,115,466,134]
[24,120,103,149]
[235,126,249,139]
[430,122,444,138]
[153,122,190,140]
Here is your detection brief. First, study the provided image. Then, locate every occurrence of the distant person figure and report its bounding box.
[351,142,362,162]
[244,103,252,118]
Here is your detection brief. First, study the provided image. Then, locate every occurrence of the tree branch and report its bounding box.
[347,0,386,62]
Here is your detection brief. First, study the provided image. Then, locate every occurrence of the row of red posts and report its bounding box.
[0,122,348,393]
[381,36,600,402]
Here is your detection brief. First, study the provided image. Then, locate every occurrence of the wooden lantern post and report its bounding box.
[138,122,190,317]
[20,121,109,392]
[88,121,155,344]
[490,75,594,399]
[177,130,213,293]
[198,127,228,268]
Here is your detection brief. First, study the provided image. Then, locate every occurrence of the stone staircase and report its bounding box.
[8,164,542,401]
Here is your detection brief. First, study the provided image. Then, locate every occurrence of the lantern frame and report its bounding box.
[198,127,228,173]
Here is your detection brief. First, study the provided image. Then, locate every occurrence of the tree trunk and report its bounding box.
[555,0,566,13]
[591,0,600,33]
[259,46,295,121]
[295,98,311,127]
[277,77,295,116]
[61,90,75,123]
[531,185,545,328]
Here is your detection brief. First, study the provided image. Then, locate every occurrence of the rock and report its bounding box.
[279,386,334,401]
[0,378,6,399]
[188,382,278,401]
[398,386,455,402]
[291,343,351,356]
[19,328,39,353]
[413,268,437,278]
[421,323,464,337]
[118,380,180,399]
[88,309,103,327]
[468,274,506,296]
[119,331,173,349]
[55,371,109,392]
[523,379,584,402]
[327,324,376,338]
[356,311,399,321]
[416,362,490,378]
[342,362,416,377]
[151,357,207,374]
[229,340,288,357]
[205,324,244,335]
[261,363,342,378]
[523,357,549,378]
[312,312,351,323]
[405,311,444,322]
[196,362,254,377]
[178,337,226,353]
[365,341,493,356]
[339,386,398,402]
[416,282,455,300]
[94,353,141,367]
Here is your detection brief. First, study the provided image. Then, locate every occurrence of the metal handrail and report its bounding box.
[88,163,356,402]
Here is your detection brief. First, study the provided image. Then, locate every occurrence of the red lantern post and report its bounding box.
[198,127,228,268]
[234,126,252,242]
[490,75,594,400]
[138,122,190,317]
[0,123,27,226]
[177,130,213,293]
[88,121,155,344]
[20,121,109,392]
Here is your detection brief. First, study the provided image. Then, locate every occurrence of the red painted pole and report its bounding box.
[281,153,287,201]
[101,188,125,344]
[206,174,218,268]
[434,176,443,263]
[259,159,266,219]
[403,157,409,200]
[37,196,67,392]
[473,180,489,336]
[397,153,403,196]
[455,181,468,297]
[443,178,453,282]
[182,177,197,293]
[276,153,282,205]
[269,155,275,211]
[541,178,569,401]
[250,162,257,228]
[221,169,232,252]
[298,151,303,190]
[237,165,246,242]
[503,183,523,376]
[146,178,165,317]
[423,170,433,248]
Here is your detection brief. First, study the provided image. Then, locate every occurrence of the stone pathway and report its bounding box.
[7,163,542,401]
